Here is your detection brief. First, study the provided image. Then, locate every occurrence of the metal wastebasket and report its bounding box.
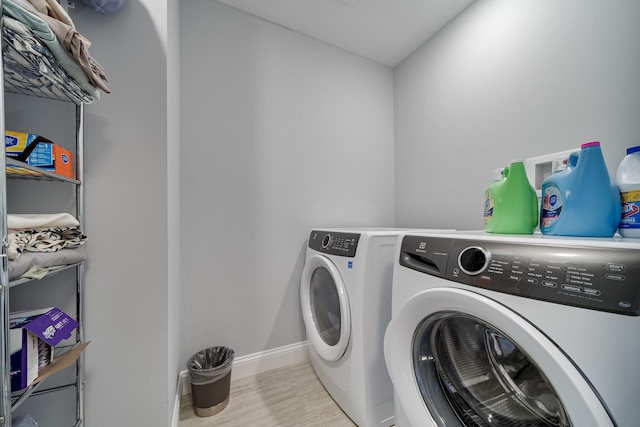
[187,346,235,417]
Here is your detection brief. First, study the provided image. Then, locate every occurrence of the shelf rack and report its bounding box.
[0,21,87,424]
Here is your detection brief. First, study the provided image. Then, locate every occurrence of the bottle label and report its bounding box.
[620,189,640,229]
[541,186,563,228]
[483,191,494,226]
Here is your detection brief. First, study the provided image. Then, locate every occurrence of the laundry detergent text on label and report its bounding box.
[620,189,640,228]
[483,191,494,225]
[541,186,563,228]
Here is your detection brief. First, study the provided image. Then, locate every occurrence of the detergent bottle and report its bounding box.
[616,145,640,237]
[540,141,621,237]
[483,160,538,234]
[483,167,505,228]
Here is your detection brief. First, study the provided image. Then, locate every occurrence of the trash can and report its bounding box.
[187,346,235,417]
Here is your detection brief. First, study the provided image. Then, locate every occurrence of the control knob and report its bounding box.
[458,246,490,275]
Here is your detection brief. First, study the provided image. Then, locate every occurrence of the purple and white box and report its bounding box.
[9,307,78,391]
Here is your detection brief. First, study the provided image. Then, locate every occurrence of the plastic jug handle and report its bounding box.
[567,152,579,169]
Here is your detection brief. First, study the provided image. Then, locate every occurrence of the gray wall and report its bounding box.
[179,1,395,361]
[394,0,640,229]
[68,1,178,426]
[167,0,181,423]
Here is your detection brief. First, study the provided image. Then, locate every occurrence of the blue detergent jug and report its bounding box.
[540,141,621,237]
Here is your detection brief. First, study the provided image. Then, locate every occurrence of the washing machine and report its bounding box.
[384,230,640,427]
[300,228,415,427]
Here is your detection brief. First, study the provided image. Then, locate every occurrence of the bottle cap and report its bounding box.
[626,145,640,155]
[581,141,600,149]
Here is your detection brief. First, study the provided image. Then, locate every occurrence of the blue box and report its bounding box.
[25,142,54,168]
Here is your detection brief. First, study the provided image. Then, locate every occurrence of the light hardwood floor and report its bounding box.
[180,361,356,426]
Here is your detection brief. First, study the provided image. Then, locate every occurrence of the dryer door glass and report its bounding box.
[310,266,342,346]
[413,312,571,427]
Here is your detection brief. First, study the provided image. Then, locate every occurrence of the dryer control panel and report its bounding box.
[400,235,640,316]
[309,230,359,257]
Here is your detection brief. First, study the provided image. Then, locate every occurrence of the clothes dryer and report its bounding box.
[384,231,640,427]
[301,228,421,427]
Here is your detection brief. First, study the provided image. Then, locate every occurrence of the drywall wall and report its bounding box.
[167,0,181,423]
[68,1,176,426]
[180,1,395,362]
[394,0,640,229]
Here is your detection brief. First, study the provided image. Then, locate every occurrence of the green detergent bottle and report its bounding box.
[483,160,538,234]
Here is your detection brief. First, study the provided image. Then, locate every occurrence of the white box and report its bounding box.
[9,307,78,391]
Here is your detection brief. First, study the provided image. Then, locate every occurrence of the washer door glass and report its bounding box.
[310,266,342,346]
[301,255,351,362]
[413,312,571,427]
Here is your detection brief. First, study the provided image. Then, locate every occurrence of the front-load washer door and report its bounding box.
[300,254,351,362]
[384,287,613,427]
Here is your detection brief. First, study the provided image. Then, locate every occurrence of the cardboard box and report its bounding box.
[26,142,73,179]
[24,141,54,168]
[53,144,74,179]
[5,130,38,158]
[5,131,74,179]
[9,307,78,391]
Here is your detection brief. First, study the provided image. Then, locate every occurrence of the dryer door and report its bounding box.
[300,254,351,362]
[384,287,613,427]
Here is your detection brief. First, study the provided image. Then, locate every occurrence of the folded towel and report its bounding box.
[9,245,87,279]
[8,213,79,229]
[5,0,110,94]
[26,0,75,28]
[2,16,97,103]
[7,227,87,260]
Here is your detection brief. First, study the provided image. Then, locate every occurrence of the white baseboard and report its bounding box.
[180,341,309,396]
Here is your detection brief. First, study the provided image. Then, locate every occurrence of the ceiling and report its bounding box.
[216,0,476,67]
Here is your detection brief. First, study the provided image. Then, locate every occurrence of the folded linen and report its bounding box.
[26,0,75,28]
[8,227,87,260]
[8,213,79,229]
[3,0,108,96]
[9,0,111,93]
[2,16,96,103]
[9,245,87,279]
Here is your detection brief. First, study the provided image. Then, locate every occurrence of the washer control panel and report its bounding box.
[400,235,640,316]
[309,230,359,257]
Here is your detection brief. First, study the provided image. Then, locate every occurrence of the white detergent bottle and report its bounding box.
[617,145,640,237]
